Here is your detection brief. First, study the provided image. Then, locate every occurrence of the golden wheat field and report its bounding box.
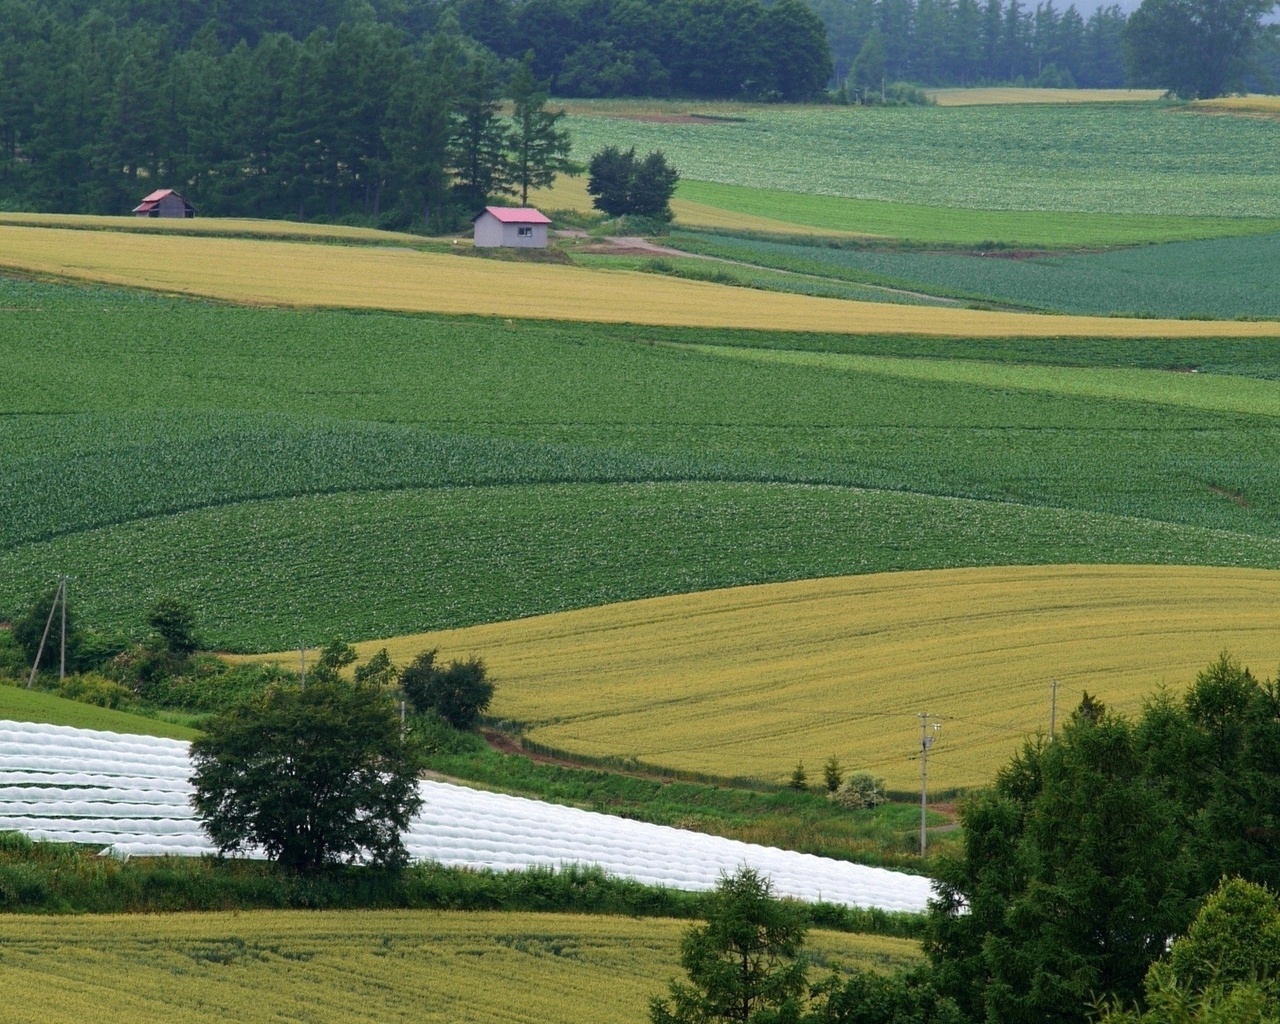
[0,910,918,1024]
[314,566,1280,792]
[0,211,426,243]
[1192,95,1280,115]
[2,224,1277,337]
[927,87,1164,106]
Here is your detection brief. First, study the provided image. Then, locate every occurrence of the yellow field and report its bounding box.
[0,910,918,1024]
[3,224,1277,338]
[1192,95,1280,116]
[0,211,428,244]
[529,174,870,238]
[927,87,1164,106]
[287,566,1280,792]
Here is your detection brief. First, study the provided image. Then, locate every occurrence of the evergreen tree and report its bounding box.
[447,56,509,211]
[505,53,575,207]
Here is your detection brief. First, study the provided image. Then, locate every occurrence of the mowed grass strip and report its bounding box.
[0,684,198,740]
[0,910,918,1024]
[330,566,1280,792]
[2,225,1278,337]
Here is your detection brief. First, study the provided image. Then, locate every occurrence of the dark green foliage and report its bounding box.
[448,58,510,212]
[11,586,79,673]
[806,967,968,1024]
[0,835,916,933]
[353,648,397,690]
[399,650,493,729]
[1167,878,1280,993]
[1122,0,1277,99]
[652,868,811,1024]
[189,679,426,871]
[506,54,576,207]
[587,147,679,221]
[790,762,809,791]
[824,757,844,794]
[926,656,1280,1023]
[310,638,357,683]
[146,597,198,657]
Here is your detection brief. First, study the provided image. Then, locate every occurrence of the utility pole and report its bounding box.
[59,576,67,683]
[299,645,307,689]
[26,576,66,690]
[918,711,941,856]
[1050,678,1058,741]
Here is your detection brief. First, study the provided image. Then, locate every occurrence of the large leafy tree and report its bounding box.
[190,679,425,871]
[1122,0,1278,99]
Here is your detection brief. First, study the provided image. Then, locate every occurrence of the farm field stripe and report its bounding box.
[926,87,1164,105]
[684,346,1280,418]
[0,720,933,911]
[0,910,919,1024]
[2,226,1278,337]
[278,565,1280,792]
[0,212,428,244]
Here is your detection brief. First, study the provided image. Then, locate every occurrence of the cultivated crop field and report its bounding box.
[4,223,1274,336]
[0,212,430,244]
[0,910,921,1024]
[327,566,1280,792]
[4,278,1280,649]
[666,232,1280,320]
[565,104,1280,219]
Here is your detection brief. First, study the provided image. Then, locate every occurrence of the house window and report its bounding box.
[517,226,533,237]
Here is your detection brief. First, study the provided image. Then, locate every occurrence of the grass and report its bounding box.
[0,682,198,739]
[2,224,1278,336]
[308,566,1280,792]
[0,908,919,1024]
[666,231,1280,319]
[5,277,1280,649]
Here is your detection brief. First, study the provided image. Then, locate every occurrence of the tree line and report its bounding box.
[0,10,585,226]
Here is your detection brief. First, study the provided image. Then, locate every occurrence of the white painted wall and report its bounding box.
[473,212,547,248]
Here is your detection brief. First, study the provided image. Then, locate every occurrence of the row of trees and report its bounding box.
[816,0,1131,90]
[0,11,578,225]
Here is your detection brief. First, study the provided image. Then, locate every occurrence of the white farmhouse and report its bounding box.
[472,206,551,248]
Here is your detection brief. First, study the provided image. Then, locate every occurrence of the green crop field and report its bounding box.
[566,105,1280,244]
[2,276,1280,651]
[666,232,1280,320]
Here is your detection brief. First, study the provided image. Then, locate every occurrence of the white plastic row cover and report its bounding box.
[0,720,934,912]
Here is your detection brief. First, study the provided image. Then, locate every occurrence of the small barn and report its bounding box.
[472,206,551,248]
[132,189,196,219]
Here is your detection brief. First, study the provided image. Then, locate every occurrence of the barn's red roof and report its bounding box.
[475,206,551,225]
[141,188,177,202]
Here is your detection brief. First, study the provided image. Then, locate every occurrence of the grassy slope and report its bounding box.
[0,684,197,739]
[3,278,1280,649]
[0,910,918,1024]
[4,224,1276,337]
[300,566,1280,792]
[0,213,433,245]
[666,232,1280,319]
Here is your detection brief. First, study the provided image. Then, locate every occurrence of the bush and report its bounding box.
[55,672,136,709]
[586,146,680,221]
[399,650,494,730]
[829,772,887,810]
[146,597,199,657]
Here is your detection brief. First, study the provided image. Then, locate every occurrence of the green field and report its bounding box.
[2,277,1280,650]
[0,682,198,738]
[666,232,1280,319]
[564,105,1280,244]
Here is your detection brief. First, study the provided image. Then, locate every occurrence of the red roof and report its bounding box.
[475,206,551,225]
[141,188,177,202]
